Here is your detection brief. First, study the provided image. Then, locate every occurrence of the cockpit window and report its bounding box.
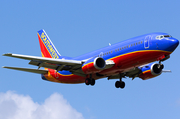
[164,35,172,37]
[156,35,172,40]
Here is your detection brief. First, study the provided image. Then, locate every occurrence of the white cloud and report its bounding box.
[0,91,84,119]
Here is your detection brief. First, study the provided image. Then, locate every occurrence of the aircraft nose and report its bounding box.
[168,38,179,52]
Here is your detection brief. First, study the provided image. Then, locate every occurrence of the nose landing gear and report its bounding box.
[158,60,164,69]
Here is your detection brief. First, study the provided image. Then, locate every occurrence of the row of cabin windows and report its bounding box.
[94,51,113,58]
[94,41,143,58]
[115,41,143,52]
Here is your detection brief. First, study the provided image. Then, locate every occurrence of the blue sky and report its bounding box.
[1,0,180,119]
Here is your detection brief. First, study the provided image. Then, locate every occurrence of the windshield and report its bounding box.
[156,35,172,40]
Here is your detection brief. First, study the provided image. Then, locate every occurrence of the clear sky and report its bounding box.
[1,0,180,119]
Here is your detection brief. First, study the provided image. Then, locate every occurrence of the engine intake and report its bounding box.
[151,63,162,75]
[94,57,106,69]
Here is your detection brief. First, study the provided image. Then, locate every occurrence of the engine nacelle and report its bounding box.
[139,63,162,80]
[82,57,114,74]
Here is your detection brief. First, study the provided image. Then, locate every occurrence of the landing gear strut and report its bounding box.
[85,74,95,86]
[115,74,125,89]
[158,61,164,69]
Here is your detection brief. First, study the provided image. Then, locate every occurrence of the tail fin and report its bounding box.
[37,29,61,59]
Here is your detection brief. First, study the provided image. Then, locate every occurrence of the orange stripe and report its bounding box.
[108,50,171,61]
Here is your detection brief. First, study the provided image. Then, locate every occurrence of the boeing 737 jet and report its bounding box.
[2,29,179,89]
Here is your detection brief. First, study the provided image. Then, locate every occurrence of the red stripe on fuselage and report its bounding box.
[99,50,171,75]
[44,50,171,84]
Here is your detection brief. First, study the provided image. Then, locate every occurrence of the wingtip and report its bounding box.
[2,53,12,56]
[2,66,7,68]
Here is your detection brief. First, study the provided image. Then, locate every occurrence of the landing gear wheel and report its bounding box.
[119,81,125,89]
[85,78,95,86]
[160,64,164,69]
[115,81,125,89]
[115,81,120,88]
[91,79,95,86]
[85,78,90,85]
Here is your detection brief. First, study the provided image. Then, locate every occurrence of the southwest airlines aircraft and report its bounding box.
[3,29,179,89]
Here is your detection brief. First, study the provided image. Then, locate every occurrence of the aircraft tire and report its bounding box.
[85,78,91,85]
[115,81,120,88]
[119,81,125,89]
[91,79,95,86]
[160,64,164,69]
[115,81,125,89]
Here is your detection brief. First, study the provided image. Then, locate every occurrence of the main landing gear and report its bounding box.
[115,74,125,89]
[85,74,95,86]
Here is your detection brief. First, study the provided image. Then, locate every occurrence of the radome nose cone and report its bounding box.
[174,38,179,46]
[169,38,179,52]
[172,38,179,47]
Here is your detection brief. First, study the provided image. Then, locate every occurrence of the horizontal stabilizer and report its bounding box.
[2,66,48,74]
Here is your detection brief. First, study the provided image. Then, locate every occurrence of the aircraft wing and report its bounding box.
[108,67,142,80]
[3,53,85,77]
[3,53,82,65]
[108,65,171,80]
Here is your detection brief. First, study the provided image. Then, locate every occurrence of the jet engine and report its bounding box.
[139,63,163,80]
[82,57,114,74]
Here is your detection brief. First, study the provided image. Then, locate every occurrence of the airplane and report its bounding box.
[2,29,179,89]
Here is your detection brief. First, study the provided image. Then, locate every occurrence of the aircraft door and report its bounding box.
[144,35,151,49]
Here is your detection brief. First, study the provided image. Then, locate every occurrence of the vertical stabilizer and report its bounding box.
[37,29,61,59]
